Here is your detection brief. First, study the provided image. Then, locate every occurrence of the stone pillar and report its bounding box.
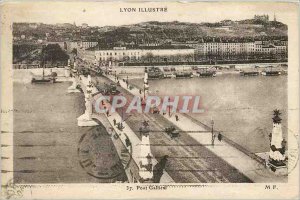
[67,77,80,93]
[268,109,287,174]
[77,75,98,127]
[143,68,149,100]
[64,61,71,78]
[74,61,77,70]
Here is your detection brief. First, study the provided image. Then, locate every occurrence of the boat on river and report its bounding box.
[261,66,281,76]
[31,68,57,83]
[148,67,164,79]
[240,71,259,76]
[175,71,193,78]
[197,68,216,77]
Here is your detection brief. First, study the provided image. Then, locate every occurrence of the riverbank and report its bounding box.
[106,62,287,78]
[13,68,69,83]
[122,59,287,67]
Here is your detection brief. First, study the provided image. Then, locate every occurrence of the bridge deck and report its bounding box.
[101,72,287,183]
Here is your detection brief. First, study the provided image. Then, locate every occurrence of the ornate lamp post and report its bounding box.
[268,109,287,174]
[211,118,215,146]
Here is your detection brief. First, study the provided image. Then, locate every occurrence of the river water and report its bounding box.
[13,82,126,183]
[129,74,287,153]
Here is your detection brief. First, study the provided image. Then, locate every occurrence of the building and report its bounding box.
[77,37,287,65]
[46,41,65,50]
[77,48,96,64]
[254,14,269,23]
[65,41,79,52]
[182,37,287,61]
[94,46,195,63]
[28,23,38,29]
[215,26,232,31]
[81,23,88,29]
[79,41,98,49]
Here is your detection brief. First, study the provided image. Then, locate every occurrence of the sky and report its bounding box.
[3,1,297,27]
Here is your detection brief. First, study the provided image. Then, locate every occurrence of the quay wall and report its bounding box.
[13,68,67,83]
[123,59,287,66]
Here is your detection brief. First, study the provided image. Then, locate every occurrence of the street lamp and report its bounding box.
[211,118,214,144]
[168,97,171,117]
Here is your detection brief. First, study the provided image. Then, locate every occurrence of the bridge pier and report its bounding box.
[77,75,98,127]
[67,77,81,93]
[64,61,71,78]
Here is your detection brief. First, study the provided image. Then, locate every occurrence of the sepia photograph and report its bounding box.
[1,1,299,199]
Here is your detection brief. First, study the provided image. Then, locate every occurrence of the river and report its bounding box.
[129,74,287,153]
[13,81,127,183]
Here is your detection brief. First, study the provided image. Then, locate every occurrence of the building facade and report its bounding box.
[79,41,98,49]
[94,47,195,63]
[183,39,287,61]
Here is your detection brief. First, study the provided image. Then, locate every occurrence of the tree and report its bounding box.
[174,54,181,62]
[41,44,69,66]
[145,52,154,63]
[183,53,194,64]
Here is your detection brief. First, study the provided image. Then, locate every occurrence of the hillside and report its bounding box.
[96,19,287,47]
[13,17,288,48]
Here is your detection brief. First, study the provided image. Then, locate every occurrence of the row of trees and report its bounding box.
[197,51,287,61]
[13,44,41,63]
[100,51,286,64]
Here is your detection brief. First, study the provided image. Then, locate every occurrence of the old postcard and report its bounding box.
[0,0,299,199]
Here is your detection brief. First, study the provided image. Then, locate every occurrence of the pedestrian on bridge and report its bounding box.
[175,114,179,121]
[113,118,116,126]
[212,133,216,147]
[218,133,222,142]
